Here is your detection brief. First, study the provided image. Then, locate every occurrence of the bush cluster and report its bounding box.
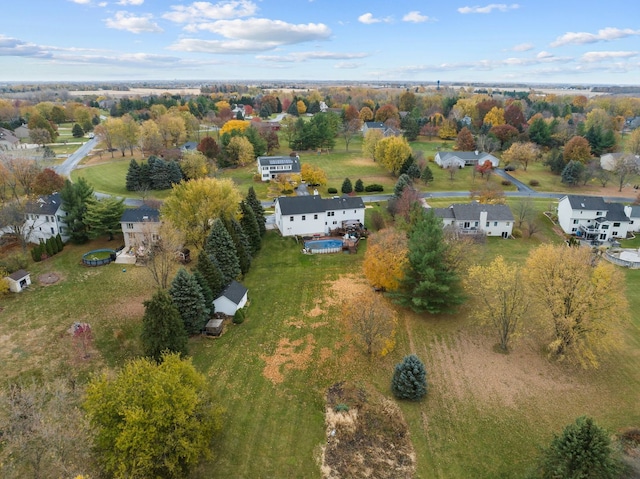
[31,234,64,262]
[327,187,338,194]
[364,184,384,192]
[233,308,246,324]
[501,180,511,186]
[529,179,540,186]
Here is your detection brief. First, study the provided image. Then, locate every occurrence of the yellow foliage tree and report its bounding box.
[215,100,231,111]
[524,244,627,368]
[374,135,412,176]
[300,163,327,186]
[220,119,249,136]
[342,292,397,356]
[161,177,241,247]
[362,129,383,160]
[438,120,458,140]
[226,135,254,166]
[626,127,640,155]
[0,268,9,295]
[180,150,209,180]
[483,106,505,127]
[296,100,307,115]
[359,106,374,122]
[502,141,540,171]
[363,228,407,291]
[466,256,529,351]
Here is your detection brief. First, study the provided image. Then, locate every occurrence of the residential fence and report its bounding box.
[604,250,640,269]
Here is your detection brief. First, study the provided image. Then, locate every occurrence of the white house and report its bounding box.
[257,155,301,182]
[24,193,68,244]
[120,205,161,252]
[557,195,630,242]
[274,195,366,237]
[600,152,640,172]
[361,121,400,137]
[213,280,248,316]
[434,151,500,169]
[5,269,31,293]
[625,205,640,233]
[431,202,514,238]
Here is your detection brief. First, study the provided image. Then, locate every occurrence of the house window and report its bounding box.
[45,216,49,223]
[126,223,134,229]
[302,215,306,221]
[613,231,618,236]
[506,222,510,226]
[631,220,635,225]
[613,222,620,227]
[494,221,498,226]
[602,224,609,230]
[573,219,578,224]
[486,222,490,227]
[474,221,478,227]
[571,228,577,232]
[314,214,318,220]
[333,221,337,225]
[289,216,294,221]
[600,233,606,240]
[596,211,602,216]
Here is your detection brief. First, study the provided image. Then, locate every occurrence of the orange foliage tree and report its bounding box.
[363,228,408,292]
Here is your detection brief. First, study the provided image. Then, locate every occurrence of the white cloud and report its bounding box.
[256,51,369,62]
[581,51,639,62]
[192,18,331,44]
[402,11,430,23]
[457,3,520,14]
[512,42,533,52]
[551,27,640,47]
[163,0,257,23]
[98,2,108,6]
[334,62,362,69]
[69,0,91,4]
[168,38,278,53]
[357,13,392,24]
[105,11,163,33]
[117,0,144,5]
[0,35,52,58]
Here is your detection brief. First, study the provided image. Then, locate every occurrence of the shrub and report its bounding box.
[511,228,522,239]
[529,179,540,187]
[31,244,43,262]
[371,211,386,231]
[501,180,511,186]
[56,233,64,251]
[334,403,349,412]
[233,308,245,324]
[327,187,338,194]
[0,253,29,273]
[391,354,427,401]
[364,184,384,192]
[44,239,54,257]
[354,179,364,193]
[341,178,353,194]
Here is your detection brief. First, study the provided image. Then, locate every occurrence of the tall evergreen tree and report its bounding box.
[420,164,434,184]
[125,159,141,191]
[341,177,353,194]
[139,161,152,189]
[167,160,184,185]
[205,219,241,286]
[240,200,261,255]
[561,160,585,186]
[196,249,224,299]
[141,289,188,362]
[393,174,413,198]
[60,178,94,244]
[393,207,465,314]
[246,186,266,236]
[224,216,252,275]
[391,354,428,400]
[193,270,214,312]
[354,178,364,192]
[84,196,125,240]
[169,268,210,335]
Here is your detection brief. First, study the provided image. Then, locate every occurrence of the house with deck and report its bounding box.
[625,205,640,233]
[274,195,365,237]
[120,205,160,252]
[257,155,301,182]
[24,193,68,244]
[430,201,514,238]
[557,195,630,242]
[434,151,500,169]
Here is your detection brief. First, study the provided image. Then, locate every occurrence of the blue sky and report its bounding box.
[1,0,639,84]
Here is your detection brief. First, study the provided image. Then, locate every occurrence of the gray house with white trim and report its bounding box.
[435,151,500,169]
[431,202,514,238]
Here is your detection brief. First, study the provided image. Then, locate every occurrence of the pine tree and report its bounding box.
[167,160,184,185]
[392,207,465,314]
[246,187,266,236]
[72,123,84,138]
[193,270,214,312]
[196,250,224,299]
[60,178,94,244]
[240,200,261,255]
[205,219,240,287]
[393,173,413,198]
[141,289,188,362]
[561,160,585,186]
[139,161,152,189]
[406,162,421,179]
[55,233,64,251]
[391,355,428,400]
[126,159,141,191]
[538,416,623,479]
[45,237,54,257]
[169,268,210,335]
[399,155,415,176]
[354,178,364,192]
[341,177,353,194]
[420,164,434,184]
[224,216,252,275]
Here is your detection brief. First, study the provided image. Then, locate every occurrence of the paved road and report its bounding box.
[54,137,98,177]
[493,168,535,193]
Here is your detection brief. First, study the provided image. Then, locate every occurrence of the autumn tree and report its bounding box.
[374,104,400,123]
[144,222,183,290]
[482,106,505,127]
[363,228,408,292]
[504,103,526,130]
[32,168,64,196]
[301,163,327,186]
[455,127,476,151]
[393,207,465,314]
[612,153,640,192]
[466,256,529,352]
[138,119,164,155]
[141,288,188,361]
[489,124,519,148]
[224,135,254,167]
[438,120,458,140]
[340,118,362,151]
[359,106,374,122]
[170,268,210,335]
[161,177,241,248]
[525,244,627,367]
[180,150,210,180]
[84,353,223,479]
[375,135,412,176]
[343,292,396,356]
[563,135,592,163]
[626,127,640,155]
[502,142,540,171]
[197,136,220,160]
[362,128,384,160]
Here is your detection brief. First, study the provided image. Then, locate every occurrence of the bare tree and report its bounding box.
[342,292,396,356]
[340,118,362,152]
[612,154,640,192]
[513,198,535,229]
[0,200,38,252]
[143,222,183,289]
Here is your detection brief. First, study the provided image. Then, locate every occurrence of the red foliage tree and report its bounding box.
[504,104,526,131]
[489,124,519,147]
[32,168,65,195]
[197,136,220,159]
[455,127,476,151]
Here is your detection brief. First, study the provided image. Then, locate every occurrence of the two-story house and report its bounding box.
[257,155,301,182]
[24,193,69,244]
[120,205,161,252]
[431,202,514,238]
[274,195,365,237]
[557,195,630,242]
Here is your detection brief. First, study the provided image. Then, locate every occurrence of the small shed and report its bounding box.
[204,319,224,336]
[213,280,248,316]
[6,269,31,293]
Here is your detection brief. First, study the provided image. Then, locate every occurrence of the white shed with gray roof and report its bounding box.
[213,280,248,316]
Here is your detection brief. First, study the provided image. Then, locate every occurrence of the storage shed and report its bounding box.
[6,270,31,293]
[213,281,248,316]
[204,319,224,336]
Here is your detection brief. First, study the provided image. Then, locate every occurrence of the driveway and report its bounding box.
[493,168,535,193]
[54,137,98,177]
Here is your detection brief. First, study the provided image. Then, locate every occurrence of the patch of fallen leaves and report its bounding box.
[261,334,316,385]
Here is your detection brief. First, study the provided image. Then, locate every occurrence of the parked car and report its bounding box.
[504,165,517,171]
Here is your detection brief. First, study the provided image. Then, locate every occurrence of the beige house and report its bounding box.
[120,205,160,253]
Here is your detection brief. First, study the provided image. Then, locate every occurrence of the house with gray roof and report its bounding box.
[434,151,500,169]
[600,152,640,172]
[0,128,20,150]
[120,205,160,252]
[257,155,301,182]
[362,122,400,137]
[624,205,640,233]
[24,193,68,244]
[213,280,248,316]
[431,201,514,238]
[275,195,365,237]
[558,195,630,242]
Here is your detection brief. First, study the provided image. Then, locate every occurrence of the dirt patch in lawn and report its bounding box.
[324,275,372,308]
[261,334,316,385]
[102,295,146,320]
[320,381,416,479]
[38,271,63,285]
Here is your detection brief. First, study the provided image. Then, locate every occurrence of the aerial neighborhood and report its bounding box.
[2,78,640,479]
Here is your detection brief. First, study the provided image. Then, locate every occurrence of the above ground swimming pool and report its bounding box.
[304,239,343,254]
